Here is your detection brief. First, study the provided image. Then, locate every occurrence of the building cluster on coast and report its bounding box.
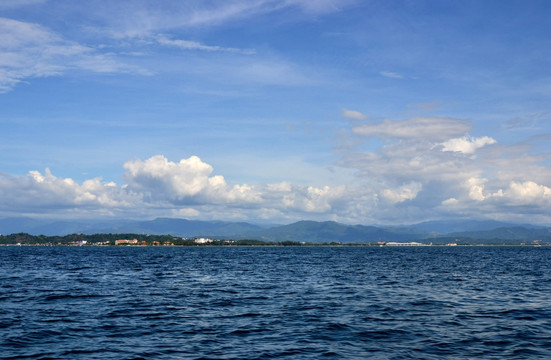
[114,238,174,246]
[113,237,223,246]
[377,241,457,246]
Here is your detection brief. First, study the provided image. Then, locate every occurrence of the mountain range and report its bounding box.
[1,217,549,244]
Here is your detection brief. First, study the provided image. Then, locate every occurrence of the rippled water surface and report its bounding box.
[1,246,550,359]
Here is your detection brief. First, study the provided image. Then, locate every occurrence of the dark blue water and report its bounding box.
[1,246,550,359]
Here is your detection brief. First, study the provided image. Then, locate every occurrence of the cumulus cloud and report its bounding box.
[506,181,551,204]
[0,155,349,220]
[338,114,551,223]
[464,178,551,205]
[466,177,487,201]
[123,155,261,204]
[121,155,353,218]
[0,168,140,217]
[441,197,459,206]
[1,149,550,224]
[279,185,346,213]
[381,182,423,204]
[441,136,496,154]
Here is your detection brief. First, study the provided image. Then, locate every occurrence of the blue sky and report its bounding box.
[1,0,551,225]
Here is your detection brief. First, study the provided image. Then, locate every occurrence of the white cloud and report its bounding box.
[279,185,345,212]
[157,1,283,29]
[175,208,201,218]
[441,197,459,206]
[0,17,148,92]
[441,136,496,154]
[121,155,350,215]
[506,181,551,204]
[382,182,422,204]
[352,117,471,141]
[504,112,547,130]
[0,17,57,48]
[1,1,342,92]
[337,112,551,224]
[0,168,140,217]
[466,177,487,201]
[123,155,260,204]
[342,109,368,121]
[468,179,551,206]
[1,149,550,224]
[157,35,255,55]
[267,181,292,192]
[286,0,353,14]
[85,0,352,39]
[0,155,356,221]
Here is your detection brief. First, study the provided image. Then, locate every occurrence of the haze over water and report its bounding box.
[1,246,550,359]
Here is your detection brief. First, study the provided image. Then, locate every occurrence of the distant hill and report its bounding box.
[406,219,544,234]
[119,218,266,237]
[0,217,549,244]
[0,217,266,237]
[237,220,430,243]
[447,226,551,241]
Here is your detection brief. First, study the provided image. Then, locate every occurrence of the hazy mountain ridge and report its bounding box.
[0,217,266,237]
[409,220,546,233]
[237,220,429,243]
[1,217,549,244]
[447,226,551,241]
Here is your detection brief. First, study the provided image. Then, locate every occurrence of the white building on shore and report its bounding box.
[195,237,213,244]
[384,242,430,246]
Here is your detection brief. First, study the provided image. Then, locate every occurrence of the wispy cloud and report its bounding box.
[1,0,340,92]
[504,112,547,130]
[157,35,255,55]
[85,0,353,39]
[352,117,471,141]
[342,109,368,121]
[286,0,354,15]
[380,71,403,79]
[0,17,150,92]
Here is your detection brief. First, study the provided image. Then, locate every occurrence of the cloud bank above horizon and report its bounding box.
[1,114,550,224]
[1,1,551,225]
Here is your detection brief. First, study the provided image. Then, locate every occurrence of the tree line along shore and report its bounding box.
[0,232,549,246]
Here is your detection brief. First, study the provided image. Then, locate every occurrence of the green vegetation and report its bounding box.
[0,233,282,246]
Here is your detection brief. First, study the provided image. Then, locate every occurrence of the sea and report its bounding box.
[1,246,550,359]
